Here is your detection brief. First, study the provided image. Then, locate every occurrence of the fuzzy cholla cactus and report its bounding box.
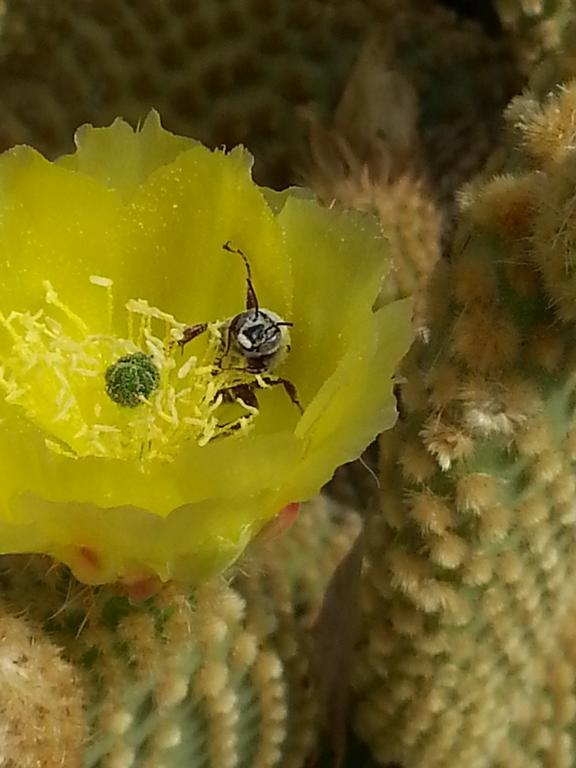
[352,80,576,767]
[495,0,574,72]
[0,496,360,768]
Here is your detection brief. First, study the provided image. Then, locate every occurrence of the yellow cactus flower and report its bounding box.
[0,112,412,585]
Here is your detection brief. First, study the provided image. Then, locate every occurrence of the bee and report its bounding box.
[178,241,302,413]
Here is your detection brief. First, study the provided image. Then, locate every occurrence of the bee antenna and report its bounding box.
[223,240,259,312]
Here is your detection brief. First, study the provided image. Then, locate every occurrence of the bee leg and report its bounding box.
[218,383,259,410]
[213,413,253,439]
[261,376,303,414]
[212,384,260,440]
[177,322,208,349]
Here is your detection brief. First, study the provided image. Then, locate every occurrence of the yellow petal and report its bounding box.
[0,114,414,585]
[57,111,196,197]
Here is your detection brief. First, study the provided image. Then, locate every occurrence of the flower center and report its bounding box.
[105,352,161,408]
[0,277,261,464]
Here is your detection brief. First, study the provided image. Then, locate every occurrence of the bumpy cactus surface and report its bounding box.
[0,0,515,194]
[353,76,576,768]
[0,497,359,767]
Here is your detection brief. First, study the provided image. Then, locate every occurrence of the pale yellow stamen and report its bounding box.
[89,274,114,330]
[43,280,89,334]
[0,277,262,466]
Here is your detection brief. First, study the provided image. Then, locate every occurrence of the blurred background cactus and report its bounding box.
[352,75,576,768]
[4,1,576,767]
[493,0,574,71]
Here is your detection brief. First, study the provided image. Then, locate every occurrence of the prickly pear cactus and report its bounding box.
[0,496,360,768]
[352,79,576,768]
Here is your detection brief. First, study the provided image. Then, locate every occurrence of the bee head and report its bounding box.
[230,309,291,360]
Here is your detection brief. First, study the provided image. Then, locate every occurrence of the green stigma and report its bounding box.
[105,352,160,408]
